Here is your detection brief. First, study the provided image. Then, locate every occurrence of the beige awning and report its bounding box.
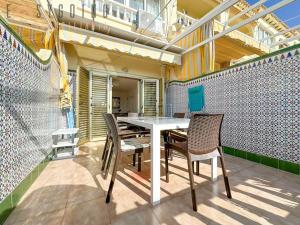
[59,24,181,65]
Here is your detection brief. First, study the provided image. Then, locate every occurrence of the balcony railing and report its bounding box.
[176,11,196,28]
[84,0,138,24]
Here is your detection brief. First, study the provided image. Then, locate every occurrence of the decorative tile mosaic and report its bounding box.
[166,47,300,164]
[0,20,65,203]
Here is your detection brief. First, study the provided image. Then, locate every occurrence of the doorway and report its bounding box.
[112,77,140,117]
[77,69,161,142]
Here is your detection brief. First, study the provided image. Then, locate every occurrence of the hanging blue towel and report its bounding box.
[188,85,205,112]
[67,107,75,128]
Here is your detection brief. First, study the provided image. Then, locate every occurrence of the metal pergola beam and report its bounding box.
[224,0,267,27]
[271,33,300,47]
[183,0,295,55]
[162,0,239,50]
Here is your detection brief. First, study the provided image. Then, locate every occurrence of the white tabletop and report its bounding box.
[118,117,190,130]
[52,128,79,136]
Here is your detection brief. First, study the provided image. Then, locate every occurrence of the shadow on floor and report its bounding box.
[5,141,300,225]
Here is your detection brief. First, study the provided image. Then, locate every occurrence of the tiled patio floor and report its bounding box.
[5,142,300,225]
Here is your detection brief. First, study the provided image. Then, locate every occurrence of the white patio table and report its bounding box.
[117,116,218,205]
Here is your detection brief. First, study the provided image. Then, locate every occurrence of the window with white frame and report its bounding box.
[147,0,160,15]
[129,0,144,10]
[114,0,125,4]
[113,0,160,15]
[254,26,273,45]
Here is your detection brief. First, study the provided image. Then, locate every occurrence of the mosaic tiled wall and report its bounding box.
[166,46,300,164]
[0,21,64,203]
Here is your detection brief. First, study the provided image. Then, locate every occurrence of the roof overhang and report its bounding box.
[41,0,183,54]
[215,36,265,64]
[214,20,270,53]
[0,0,51,31]
[59,23,181,65]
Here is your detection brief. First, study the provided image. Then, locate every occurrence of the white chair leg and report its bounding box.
[211,157,218,181]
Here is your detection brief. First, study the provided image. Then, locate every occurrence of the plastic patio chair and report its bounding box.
[104,113,150,203]
[164,114,232,211]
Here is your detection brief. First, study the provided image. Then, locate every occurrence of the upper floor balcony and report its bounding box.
[175,10,270,53]
[82,0,166,38]
[84,0,140,26]
[44,0,182,65]
[46,0,271,55]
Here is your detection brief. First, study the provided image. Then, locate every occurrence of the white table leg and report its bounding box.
[211,157,218,181]
[151,125,160,205]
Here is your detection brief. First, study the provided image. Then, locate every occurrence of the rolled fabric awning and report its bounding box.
[59,24,181,65]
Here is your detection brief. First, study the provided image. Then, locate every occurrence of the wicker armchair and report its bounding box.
[164,114,232,211]
[104,113,150,203]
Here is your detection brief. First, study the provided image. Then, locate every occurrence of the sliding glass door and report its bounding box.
[113,0,160,15]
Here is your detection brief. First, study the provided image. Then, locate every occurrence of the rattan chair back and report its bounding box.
[187,114,223,155]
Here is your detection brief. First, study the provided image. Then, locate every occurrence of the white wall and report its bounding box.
[112,88,139,113]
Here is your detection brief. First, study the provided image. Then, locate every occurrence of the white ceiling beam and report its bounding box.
[224,0,267,27]
[260,24,300,41]
[271,33,300,47]
[162,0,239,50]
[183,0,295,55]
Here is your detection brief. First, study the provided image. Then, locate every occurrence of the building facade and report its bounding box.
[1,0,299,143]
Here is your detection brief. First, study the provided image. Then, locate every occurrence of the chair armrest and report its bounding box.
[169,130,187,142]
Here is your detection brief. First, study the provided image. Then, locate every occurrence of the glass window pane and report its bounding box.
[147,0,159,15]
[84,0,91,7]
[129,0,144,10]
[114,0,125,4]
[258,29,262,40]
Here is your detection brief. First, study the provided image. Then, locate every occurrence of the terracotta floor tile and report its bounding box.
[110,207,160,225]
[5,141,300,225]
[62,198,110,225]
[5,208,65,225]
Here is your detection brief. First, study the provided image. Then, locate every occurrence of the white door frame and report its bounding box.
[139,79,144,114]
[107,75,112,113]
[88,69,161,116]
